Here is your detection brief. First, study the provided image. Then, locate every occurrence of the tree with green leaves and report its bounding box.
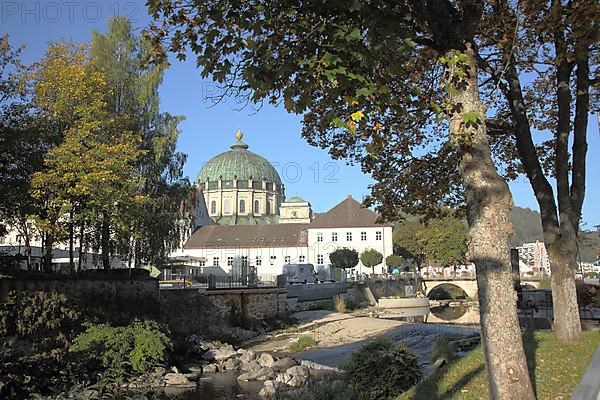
[476,0,598,341]
[329,248,359,271]
[417,212,467,267]
[146,1,534,396]
[30,42,146,272]
[0,35,52,270]
[361,248,383,274]
[91,17,191,270]
[385,255,405,272]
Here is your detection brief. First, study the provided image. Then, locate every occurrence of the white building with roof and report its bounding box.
[171,131,394,278]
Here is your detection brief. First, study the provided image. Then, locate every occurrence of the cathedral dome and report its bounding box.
[197,131,281,184]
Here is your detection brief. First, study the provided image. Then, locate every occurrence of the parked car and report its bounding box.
[283,263,318,284]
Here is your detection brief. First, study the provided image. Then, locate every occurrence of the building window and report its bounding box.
[265,200,271,215]
[285,256,291,264]
[317,232,323,242]
[213,257,219,267]
[346,232,352,241]
[254,200,260,213]
[270,255,277,264]
[317,254,324,264]
[256,256,262,266]
[210,201,217,214]
[199,259,206,267]
[224,199,231,214]
[376,231,382,240]
[331,232,338,242]
[361,231,367,241]
[239,200,246,213]
[242,256,248,267]
[299,255,305,263]
[227,256,234,266]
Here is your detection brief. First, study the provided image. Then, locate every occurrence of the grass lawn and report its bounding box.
[398,331,600,400]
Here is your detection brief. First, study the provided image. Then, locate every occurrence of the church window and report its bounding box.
[237,180,249,189]
[224,199,231,214]
[210,201,216,214]
[361,231,367,241]
[265,200,271,215]
[376,231,382,240]
[254,200,260,213]
[239,200,246,213]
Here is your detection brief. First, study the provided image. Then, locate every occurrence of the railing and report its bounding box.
[160,274,283,290]
[421,272,476,280]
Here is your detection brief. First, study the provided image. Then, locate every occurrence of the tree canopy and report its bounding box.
[360,248,383,273]
[329,248,359,270]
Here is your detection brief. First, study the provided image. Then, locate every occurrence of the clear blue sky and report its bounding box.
[4,1,599,226]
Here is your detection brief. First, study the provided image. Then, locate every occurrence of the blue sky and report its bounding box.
[3,1,599,226]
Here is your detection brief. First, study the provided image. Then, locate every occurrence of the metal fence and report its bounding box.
[160,274,283,290]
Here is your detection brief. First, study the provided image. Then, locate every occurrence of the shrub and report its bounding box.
[344,339,421,400]
[431,336,456,363]
[0,290,81,342]
[289,335,317,353]
[71,320,171,379]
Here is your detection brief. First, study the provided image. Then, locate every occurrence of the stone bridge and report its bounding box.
[423,277,542,299]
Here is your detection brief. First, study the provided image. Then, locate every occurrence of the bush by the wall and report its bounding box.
[71,320,171,379]
[344,338,421,400]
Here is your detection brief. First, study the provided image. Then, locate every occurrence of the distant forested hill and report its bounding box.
[509,206,599,262]
[509,207,544,247]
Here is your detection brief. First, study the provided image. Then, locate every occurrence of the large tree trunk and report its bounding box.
[449,43,534,400]
[547,239,582,340]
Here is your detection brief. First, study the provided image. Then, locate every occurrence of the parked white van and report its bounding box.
[283,263,318,284]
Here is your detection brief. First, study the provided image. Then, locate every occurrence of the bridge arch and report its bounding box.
[424,279,478,299]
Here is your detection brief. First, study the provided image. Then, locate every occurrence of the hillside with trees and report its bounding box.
[393,206,599,263]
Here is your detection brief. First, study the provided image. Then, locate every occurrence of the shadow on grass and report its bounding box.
[522,329,539,396]
[412,362,485,400]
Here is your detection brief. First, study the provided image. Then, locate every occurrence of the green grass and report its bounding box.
[289,335,317,353]
[398,331,600,400]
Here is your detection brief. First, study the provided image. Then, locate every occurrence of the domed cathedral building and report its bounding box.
[167,130,392,281]
[193,130,312,226]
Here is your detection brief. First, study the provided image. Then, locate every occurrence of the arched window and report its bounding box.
[265,200,270,215]
[239,200,246,213]
[224,199,231,214]
[254,200,260,214]
[210,201,216,215]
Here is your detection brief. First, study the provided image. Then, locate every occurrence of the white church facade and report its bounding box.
[171,131,393,278]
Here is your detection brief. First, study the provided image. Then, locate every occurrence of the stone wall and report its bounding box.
[159,288,289,339]
[0,276,160,323]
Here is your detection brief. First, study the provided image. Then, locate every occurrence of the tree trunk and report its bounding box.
[449,43,534,400]
[77,221,85,273]
[101,211,110,269]
[547,240,582,340]
[69,209,75,274]
[44,233,53,273]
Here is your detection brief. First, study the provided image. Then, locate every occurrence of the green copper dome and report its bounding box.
[197,131,282,185]
[287,195,306,203]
